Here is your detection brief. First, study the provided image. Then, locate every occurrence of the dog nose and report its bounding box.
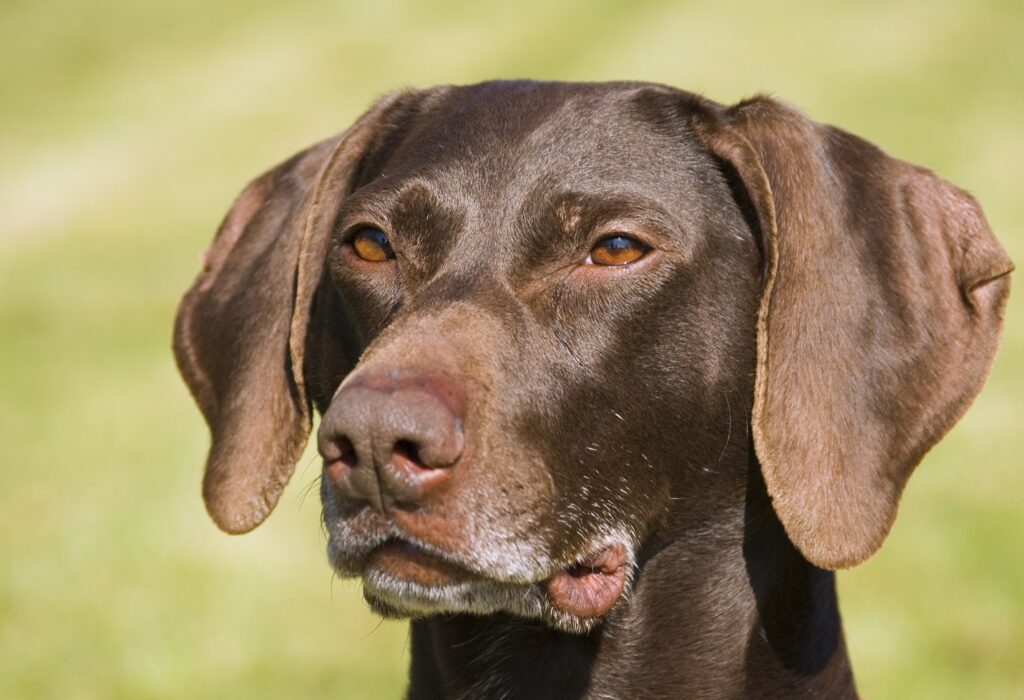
[318,372,465,509]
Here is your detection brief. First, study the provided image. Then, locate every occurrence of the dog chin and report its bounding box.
[325,516,635,633]
[360,570,608,634]
[361,569,540,619]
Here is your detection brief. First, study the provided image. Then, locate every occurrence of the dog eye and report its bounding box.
[587,235,649,266]
[351,228,395,262]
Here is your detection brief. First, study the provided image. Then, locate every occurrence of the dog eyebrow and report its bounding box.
[519,190,687,257]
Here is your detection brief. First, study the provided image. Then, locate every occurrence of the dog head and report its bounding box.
[174,81,1011,632]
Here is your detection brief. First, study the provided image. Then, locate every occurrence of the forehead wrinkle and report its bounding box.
[482,98,695,239]
[429,100,608,270]
[366,86,710,284]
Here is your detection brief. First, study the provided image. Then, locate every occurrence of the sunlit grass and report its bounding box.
[2,1,1021,697]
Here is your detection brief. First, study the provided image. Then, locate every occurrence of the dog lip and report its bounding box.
[545,543,628,619]
[368,538,485,587]
[333,512,632,621]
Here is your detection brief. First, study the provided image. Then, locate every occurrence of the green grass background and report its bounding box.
[1,0,1021,697]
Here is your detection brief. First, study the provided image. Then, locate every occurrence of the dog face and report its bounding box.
[309,84,762,630]
[174,81,1011,633]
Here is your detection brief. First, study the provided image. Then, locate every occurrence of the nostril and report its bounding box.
[337,437,357,466]
[322,435,357,466]
[324,436,358,489]
[393,440,426,469]
[387,437,453,503]
[393,431,462,471]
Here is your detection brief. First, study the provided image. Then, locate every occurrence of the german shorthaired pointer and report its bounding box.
[174,81,1012,698]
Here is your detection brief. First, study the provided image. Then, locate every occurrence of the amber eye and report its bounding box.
[588,235,649,266]
[351,227,395,262]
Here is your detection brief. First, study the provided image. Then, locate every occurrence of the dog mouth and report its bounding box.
[368,538,487,587]
[325,504,633,628]
[360,535,629,622]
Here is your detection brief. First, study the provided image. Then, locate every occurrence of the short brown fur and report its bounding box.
[174,81,1012,698]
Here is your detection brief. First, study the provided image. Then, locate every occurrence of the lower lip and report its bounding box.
[545,543,628,619]
[369,540,479,587]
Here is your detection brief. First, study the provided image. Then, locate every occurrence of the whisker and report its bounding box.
[297,472,322,508]
[360,615,387,641]
[714,393,733,466]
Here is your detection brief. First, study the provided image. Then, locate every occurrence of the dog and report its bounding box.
[173,81,1012,698]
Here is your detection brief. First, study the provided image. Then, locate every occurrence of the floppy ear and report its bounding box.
[173,92,410,533]
[696,97,1013,569]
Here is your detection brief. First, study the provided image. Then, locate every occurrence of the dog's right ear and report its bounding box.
[173,92,416,534]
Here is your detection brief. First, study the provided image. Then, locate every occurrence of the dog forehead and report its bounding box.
[355,81,712,239]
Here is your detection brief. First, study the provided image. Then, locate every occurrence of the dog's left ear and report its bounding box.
[694,96,1013,569]
[173,92,413,534]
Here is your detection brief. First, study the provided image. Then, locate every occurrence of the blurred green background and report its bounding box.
[1,0,1021,697]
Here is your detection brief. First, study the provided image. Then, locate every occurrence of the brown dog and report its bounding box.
[174,81,1012,698]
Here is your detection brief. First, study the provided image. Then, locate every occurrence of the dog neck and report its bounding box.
[404,454,858,699]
